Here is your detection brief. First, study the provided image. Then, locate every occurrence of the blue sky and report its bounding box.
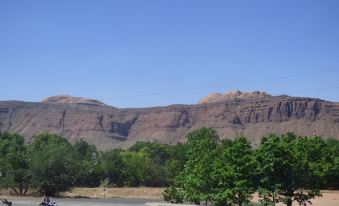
[0,0,338,108]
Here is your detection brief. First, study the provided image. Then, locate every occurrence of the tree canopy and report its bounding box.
[0,129,338,206]
[27,134,80,196]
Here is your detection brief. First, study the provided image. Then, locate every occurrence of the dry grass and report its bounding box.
[250,190,339,206]
[61,188,339,205]
[2,188,339,206]
[60,187,165,199]
[299,190,339,206]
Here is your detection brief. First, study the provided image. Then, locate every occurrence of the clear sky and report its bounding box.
[0,0,338,108]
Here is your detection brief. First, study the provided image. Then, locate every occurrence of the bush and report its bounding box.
[163,186,184,203]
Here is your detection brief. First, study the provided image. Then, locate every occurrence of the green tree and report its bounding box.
[121,150,152,186]
[254,133,334,206]
[0,132,30,195]
[164,159,181,185]
[129,141,174,186]
[163,186,184,203]
[325,138,339,189]
[27,134,80,196]
[168,142,188,171]
[73,139,101,187]
[178,127,219,205]
[212,136,255,206]
[99,148,125,186]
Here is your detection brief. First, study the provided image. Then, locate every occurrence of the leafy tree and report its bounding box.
[254,133,334,206]
[73,139,101,187]
[212,136,255,206]
[129,141,171,165]
[163,186,184,203]
[129,141,175,186]
[325,138,339,189]
[121,150,152,186]
[27,134,80,196]
[168,142,188,171]
[0,132,30,195]
[164,159,181,185]
[99,148,125,186]
[178,127,219,205]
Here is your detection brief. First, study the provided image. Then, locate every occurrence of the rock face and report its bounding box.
[198,90,271,104]
[42,95,106,106]
[0,92,338,149]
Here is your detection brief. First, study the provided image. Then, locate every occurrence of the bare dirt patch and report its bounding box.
[2,188,339,206]
[250,190,339,206]
[60,187,165,199]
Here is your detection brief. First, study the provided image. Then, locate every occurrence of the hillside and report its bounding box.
[0,92,338,149]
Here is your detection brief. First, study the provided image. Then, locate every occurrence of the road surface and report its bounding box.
[3,198,162,206]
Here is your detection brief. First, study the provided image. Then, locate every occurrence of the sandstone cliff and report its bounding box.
[0,93,338,149]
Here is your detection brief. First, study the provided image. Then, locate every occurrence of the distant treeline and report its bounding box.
[0,129,338,206]
[0,132,187,196]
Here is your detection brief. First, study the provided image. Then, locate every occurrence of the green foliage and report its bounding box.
[163,186,184,203]
[325,138,339,188]
[128,140,187,186]
[121,150,152,186]
[254,133,335,206]
[212,136,255,206]
[168,142,188,168]
[27,134,80,196]
[166,130,338,206]
[100,178,110,188]
[257,188,281,206]
[99,149,125,186]
[0,132,30,195]
[74,139,100,186]
[178,127,220,204]
[0,129,338,205]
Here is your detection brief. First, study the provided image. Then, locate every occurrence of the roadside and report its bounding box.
[60,187,165,199]
[1,188,339,206]
[0,197,154,206]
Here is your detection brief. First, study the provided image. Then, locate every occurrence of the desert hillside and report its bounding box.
[0,92,338,149]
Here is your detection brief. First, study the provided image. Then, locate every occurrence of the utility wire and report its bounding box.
[101,69,339,101]
[287,86,339,95]
[104,69,339,100]
[116,85,339,111]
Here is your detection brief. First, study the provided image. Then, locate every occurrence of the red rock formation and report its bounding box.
[0,93,338,149]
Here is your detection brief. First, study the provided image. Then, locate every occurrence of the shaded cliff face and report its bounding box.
[0,94,338,149]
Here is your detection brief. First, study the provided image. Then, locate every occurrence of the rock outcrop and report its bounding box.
[42,95,106,106]
[198,90,271,104]
[0,92,338,149]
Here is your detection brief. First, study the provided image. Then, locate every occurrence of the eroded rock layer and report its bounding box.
[0,94,338,149]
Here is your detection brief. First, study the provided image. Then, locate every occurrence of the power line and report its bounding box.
[115,85,339,111]
[101,69,339,101]
[287,86,339,95]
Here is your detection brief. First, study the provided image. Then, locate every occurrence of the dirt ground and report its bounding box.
[2,188,339,206]
[250,190,339,206]
[303,191,339,206]
[61,188,339,206]
[60,187,165,199]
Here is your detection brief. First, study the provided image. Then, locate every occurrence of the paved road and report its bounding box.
[4,198,162,206]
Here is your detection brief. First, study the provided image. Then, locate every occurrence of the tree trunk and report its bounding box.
[24,187,28,195]
[286,199,292,206]
[12,188,19,196]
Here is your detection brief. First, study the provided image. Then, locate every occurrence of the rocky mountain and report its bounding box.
[0,92,338,150]
[198,90,271,104]
[42,95,106,106]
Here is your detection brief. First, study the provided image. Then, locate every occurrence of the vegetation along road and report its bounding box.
[1,197,156,206]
